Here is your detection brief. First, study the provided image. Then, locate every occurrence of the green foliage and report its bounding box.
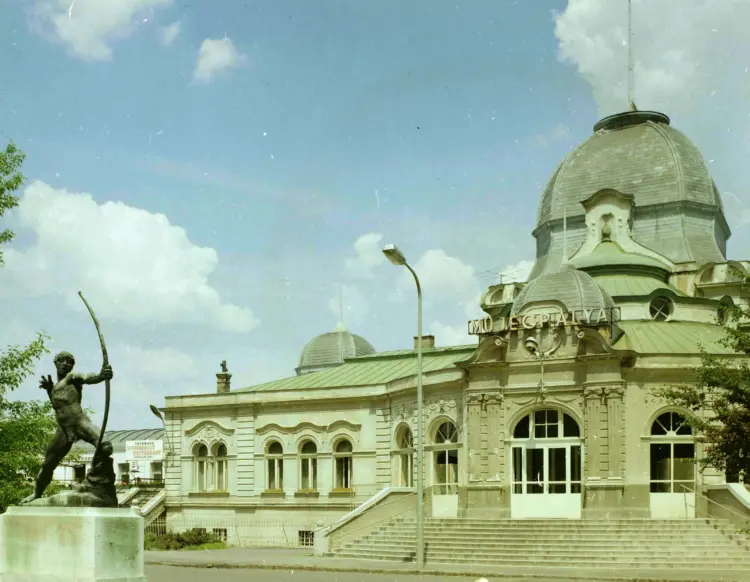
[0,142,25,266]
[0,142,64,511]
[657,293,750,483]
[144,529,226,551]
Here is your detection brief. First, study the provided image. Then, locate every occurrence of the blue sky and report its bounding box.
[2,0,749,429]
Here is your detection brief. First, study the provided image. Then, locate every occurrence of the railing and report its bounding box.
[678,484,750,530]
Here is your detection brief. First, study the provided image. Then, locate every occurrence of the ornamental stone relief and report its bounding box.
[392,398,457,423]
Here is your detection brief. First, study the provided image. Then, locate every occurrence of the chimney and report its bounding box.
[413,335,435,350]
[217,360,231,393]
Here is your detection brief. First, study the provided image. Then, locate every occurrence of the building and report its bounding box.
[159,108,750,546]
[53,429,165,487]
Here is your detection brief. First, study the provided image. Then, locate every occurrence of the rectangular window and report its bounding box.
[512,446,523,494]
[298,530,314,547]
[301,458,317,490]
[526,448,544,494]
[335,457,352,488]
[212,528,227,542]
[268,458,283,490]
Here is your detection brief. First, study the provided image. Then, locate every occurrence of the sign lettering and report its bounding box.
[467,307,620,335]
[125,440,164,462]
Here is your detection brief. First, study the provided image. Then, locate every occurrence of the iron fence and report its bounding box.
[145,513,342,548]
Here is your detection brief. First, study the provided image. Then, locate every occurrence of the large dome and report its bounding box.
[295,328,376,375]
[511,267,615,316]
[529,110,730,280]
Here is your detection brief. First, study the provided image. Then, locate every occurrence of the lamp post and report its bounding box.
[149,404,173,469]
[382,243,424,568]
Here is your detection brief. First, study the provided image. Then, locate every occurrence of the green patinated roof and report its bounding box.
[614,321,734,354]
[237,345,476,393]
[590,273,685,298]
[571,241,671,272]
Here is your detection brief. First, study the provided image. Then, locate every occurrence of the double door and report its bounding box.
[510,442,582,519]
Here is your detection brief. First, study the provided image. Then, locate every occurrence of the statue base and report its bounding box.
[0,506,147,582]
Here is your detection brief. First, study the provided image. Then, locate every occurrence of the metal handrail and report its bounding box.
[325,489,419,541]
[678,484,750,524]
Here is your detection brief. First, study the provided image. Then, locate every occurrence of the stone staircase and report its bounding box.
[330,517,750,570]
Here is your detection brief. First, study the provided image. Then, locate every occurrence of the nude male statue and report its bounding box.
[20,351,113,505]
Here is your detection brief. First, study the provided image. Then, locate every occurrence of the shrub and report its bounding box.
[144,528,225,551]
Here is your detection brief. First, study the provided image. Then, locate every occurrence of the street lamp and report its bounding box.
[149,404,174,468]
[382,243,424,568]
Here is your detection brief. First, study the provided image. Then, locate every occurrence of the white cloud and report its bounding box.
[120,345,198,381]
[327,284,370,327]
[499,259,534,284]
[533,123,570,148]
[344,233,386,279]
[193,37,247,84]
[554,0,750,117]
[429,321,475,347]
[31,0,173,61]
[158,20,181,46]
[0,181,258,333]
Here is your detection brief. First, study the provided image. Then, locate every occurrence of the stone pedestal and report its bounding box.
[0,506,147,582]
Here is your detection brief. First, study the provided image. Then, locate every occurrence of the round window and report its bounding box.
[649,297,673,321]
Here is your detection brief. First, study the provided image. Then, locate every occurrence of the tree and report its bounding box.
[658,284,750,484]
[0,142,77,511]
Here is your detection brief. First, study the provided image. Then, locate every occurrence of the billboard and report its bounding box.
[125,440,164,462]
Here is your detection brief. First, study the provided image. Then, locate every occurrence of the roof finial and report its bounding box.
[627,0,637,112]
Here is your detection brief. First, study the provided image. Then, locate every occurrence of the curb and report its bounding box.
[144,560,736,582]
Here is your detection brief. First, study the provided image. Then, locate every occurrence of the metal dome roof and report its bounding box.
[537,111,724,226]
[296,328,376,375]
[511,267,615,316]
[528,110,730,279]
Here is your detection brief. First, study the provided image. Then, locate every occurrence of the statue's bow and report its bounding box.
[78,291,110,451]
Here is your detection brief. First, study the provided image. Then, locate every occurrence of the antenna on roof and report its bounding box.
[627,0,637,111]
[562,207,568,265]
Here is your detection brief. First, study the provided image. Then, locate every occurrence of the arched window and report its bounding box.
[650,412,695,493]
[334,439,353,490]
[194,444,209,492]
[266,441,284,491]
[299,440,318,491]
[214,443,228,491]
[511,409,582,496]
[433,421,458,494]
[396,426,414,487]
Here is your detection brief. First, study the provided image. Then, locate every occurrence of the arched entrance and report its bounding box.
[649,411,696,518]
[510,408,583,519]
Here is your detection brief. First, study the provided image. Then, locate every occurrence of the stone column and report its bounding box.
[485,393,504,481]
[466,394,484,482]
[605,386,625,478]
[583,387,604,478]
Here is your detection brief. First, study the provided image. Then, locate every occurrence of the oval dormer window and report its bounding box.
[649,296,673,322]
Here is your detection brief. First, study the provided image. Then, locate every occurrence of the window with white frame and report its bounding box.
[194,444,209,492]
[266,441,284,491]
[396,425,414,487]
[433,421,458,494]
[299,440,318,491]
[214,443,228,491]
[334,439,353,489]
[650,411,695,493]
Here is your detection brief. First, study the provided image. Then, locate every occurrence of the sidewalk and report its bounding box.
[144,547,749,581]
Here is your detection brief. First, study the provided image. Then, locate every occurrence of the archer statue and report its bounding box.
[20,292,117,508]
[20,352,113,505]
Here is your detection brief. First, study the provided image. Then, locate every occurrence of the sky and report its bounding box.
[1,0,750,430]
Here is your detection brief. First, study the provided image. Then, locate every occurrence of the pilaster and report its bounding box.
[485,393,504,481]
[466,394,484,482]
[235,411,255,496]
[605,386,625,478]
[583,386,604,478]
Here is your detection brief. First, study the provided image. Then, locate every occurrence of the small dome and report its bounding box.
[511,267,615,315]
[296,329,376,375]
[570,241,671,274]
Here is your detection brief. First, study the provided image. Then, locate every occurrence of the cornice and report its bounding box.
[256,420,361,435]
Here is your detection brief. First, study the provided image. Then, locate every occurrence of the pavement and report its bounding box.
[144,548,750,582]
